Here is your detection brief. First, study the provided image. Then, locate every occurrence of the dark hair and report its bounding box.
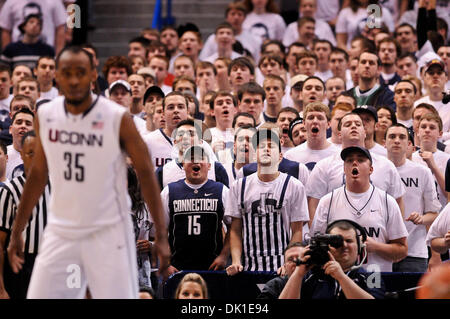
[56,45,94,70]
[261,40,285,56]
[302,75,325,91]
[129,36,151,48]
[196,61,217,76]
[225,1,247,16]
[263,74,286,89]
[20,130,36,147]
[297,16,315,29]
[397,52,417,63]
[148,40,170,58]
[385,123,410,142]
[287,42,306,55]
[12,107,34,123]
[139,286,156,299]
[172,75,197,92]
[330,47,349,62]
[284,242,304,255]
[312,39,333,51]
[232,112,256,128]
[377,37,402,58]
[228,56,255,76]
[36,56,55,69]
[394,23,416,36]
[377,105,397,124]
[357,49,382,67]
[277,107,299,120]
[395,79,417,94]
[258,53,285,70]
[243,0,279,13]
[81,43,99,57]
[296,50,318,65]
[351,35,376,52]
[215,21,234,34]
[102,55,133,78]
[234,124,257,142]
[174,118,203,139]
[162,91,189,110]
[209,90,237,110]
[0,141,7,155]
[237,82,265,102]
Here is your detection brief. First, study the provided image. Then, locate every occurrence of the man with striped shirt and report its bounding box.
[0,131,50,299]
[225,128,309,274]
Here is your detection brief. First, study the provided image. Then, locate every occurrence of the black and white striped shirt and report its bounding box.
[225,173,309,272]
[0,175,50,254]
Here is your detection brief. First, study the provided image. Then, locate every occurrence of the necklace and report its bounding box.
[344,184,375,216]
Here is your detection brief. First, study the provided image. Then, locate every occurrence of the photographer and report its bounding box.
[279,220,385,299]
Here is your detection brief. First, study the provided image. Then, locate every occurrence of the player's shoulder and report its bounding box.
[37,95,64,116]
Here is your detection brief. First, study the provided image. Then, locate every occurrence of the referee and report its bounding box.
[0,131,50,299]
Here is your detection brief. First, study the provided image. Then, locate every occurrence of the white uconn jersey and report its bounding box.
[38,95,129,238]
[311,185,408,272]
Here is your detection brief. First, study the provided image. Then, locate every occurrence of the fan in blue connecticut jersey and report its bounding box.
[160,145,230,275]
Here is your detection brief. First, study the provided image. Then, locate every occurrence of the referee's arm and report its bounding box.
[8,114,48,274]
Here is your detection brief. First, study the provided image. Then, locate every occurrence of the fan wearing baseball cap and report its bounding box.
[414,58,450,142]
[310,145,408,273]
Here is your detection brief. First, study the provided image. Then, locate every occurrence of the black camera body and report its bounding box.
[443,90,450,104]
[304,234,344,266]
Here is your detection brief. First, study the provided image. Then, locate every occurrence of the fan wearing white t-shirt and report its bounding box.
[352,106,387,157]
[209,91,238,163]
[327,103,354,147]
[276,107,299,153]
[144,92,189,168]
[394,80,416,129]
[242,2,286,43]
[412,113,450,210]
[34,57,58,101]
[285,102,338,172]
[426,203,450,257]
[413,60,450,142]
[225,128,309,274]
[306,113,406,224]
[311,146,408,272]
[386,124,441,272]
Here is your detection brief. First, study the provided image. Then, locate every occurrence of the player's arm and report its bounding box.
[0,231,9,299]
[119,112,170,278]
[365,237,408,263]
[8,114,49,274]
[226,217,243,276]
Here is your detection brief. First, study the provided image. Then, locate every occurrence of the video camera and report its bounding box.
[296,234,344,267]
[443,90,450,104]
